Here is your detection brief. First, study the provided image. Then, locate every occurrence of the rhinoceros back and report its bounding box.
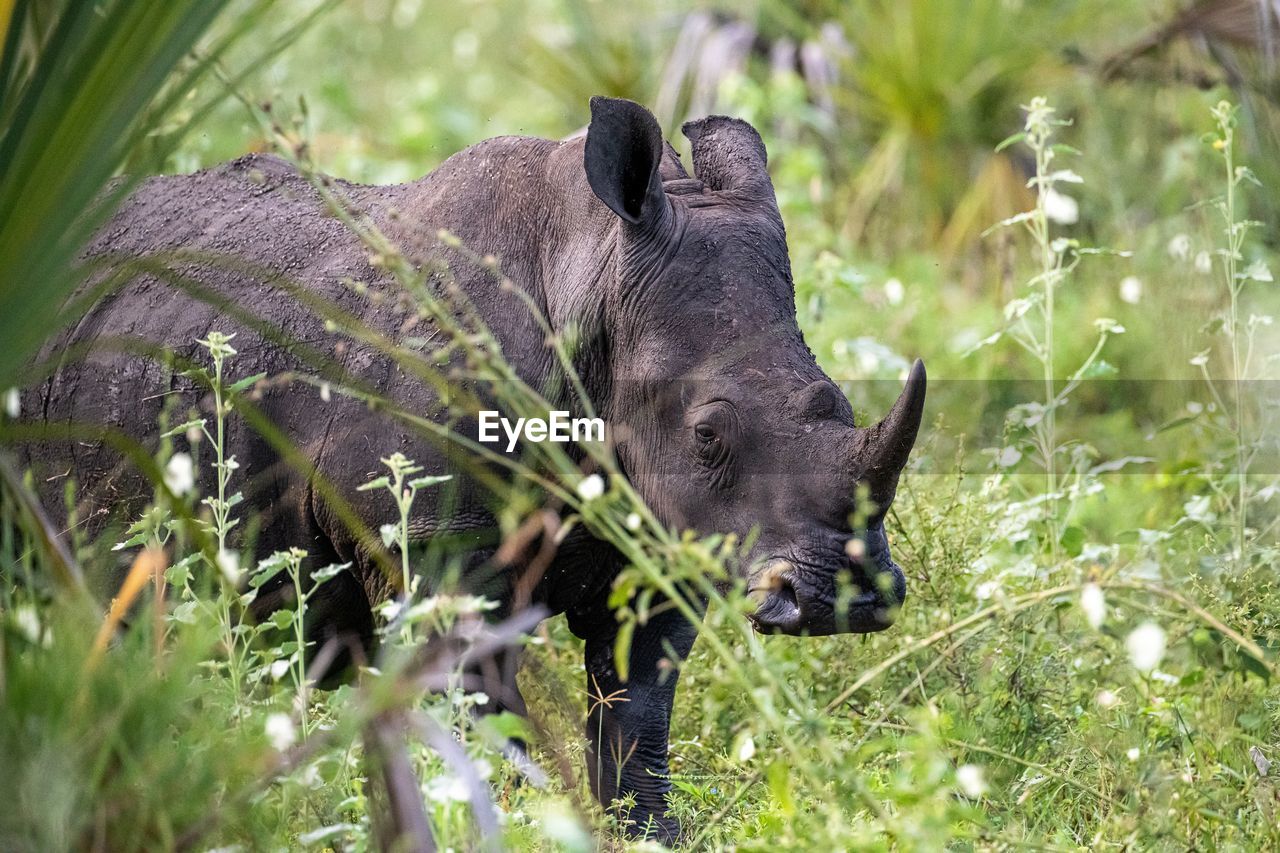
[20,153,406,547]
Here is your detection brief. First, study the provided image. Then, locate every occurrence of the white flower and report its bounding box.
[1043,189,1078,225]
[576,473,605,501]
[956,763,988,798]
[1119,276,1143,305]
[1166,234,1191,261]
[1080,583,1106,629]
[1127,747,1141,761]
[216,549,240,585]
[883,278,904,306]
[856,350,880,374]
[996,445,1022,468]
[12,605,48,646]
[975,580,1001,601]
[625,512,642,531]
[735,733,756,762]
[1126,622,1166,673]
[265,712,297,751]
[163,453,196,496]
[1095,689,1119,709]
[2,387,18,418]
[1183,495,1215,524]
[269,659,292,680]
[423,773,469,803]
[1189,351,1210,368]
[320,382,332,403]
[1194,250,1213,274]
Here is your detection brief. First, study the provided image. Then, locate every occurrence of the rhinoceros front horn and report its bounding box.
[861,358,927,500]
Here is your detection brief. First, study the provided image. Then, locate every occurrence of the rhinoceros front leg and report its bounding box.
[579,602,699,842]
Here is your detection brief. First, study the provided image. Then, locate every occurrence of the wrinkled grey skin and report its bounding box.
[18,98,924,842]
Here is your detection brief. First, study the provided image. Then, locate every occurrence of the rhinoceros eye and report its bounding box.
[694,423,718,443]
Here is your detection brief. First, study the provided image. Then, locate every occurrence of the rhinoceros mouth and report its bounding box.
[747,542,905,636]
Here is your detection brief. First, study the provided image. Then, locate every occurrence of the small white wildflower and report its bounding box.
[163,452,196,496]
[3,387,19,418]
[1043,189,1078,225]
[996,445,1022,468]
[956,764,988,798]
[1189,351,1210,367]
[12,606,46,646]
[1094,317,1125,335]
[269,659,291,680]
[319,382,332,403]
[1183,495,1215,523]
[625,512,642,531]
[1167,234,1191,261]
[265,712,297,751]
[975,580,1001,601]
[1194,250,1213,274]
[380,599,403,621]
[1127,747,1141,761]
[856,350,881,374]
[735,733,756,762]
[1095,689,1119,709]
[1119,276,1143,305]
[1126,622,1167,673]
[576,473,605,501]
[298,764,323,789]
[1081,583,1106,629]
[883,278,904,306]
[216,549,240,585]
[423,773,469,803]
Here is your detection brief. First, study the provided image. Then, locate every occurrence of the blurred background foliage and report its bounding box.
[4,0,1280,849]
[165,0,1280,531]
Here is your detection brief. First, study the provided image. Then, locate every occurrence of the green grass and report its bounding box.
[2,0,1279,849]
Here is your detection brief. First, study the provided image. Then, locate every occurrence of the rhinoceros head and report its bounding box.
[581,97,925,635]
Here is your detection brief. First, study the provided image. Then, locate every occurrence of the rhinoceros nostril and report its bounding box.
[775,576,799,610]
[748,559,792,603]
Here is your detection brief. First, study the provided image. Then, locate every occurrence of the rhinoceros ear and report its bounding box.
[584,97,667,225]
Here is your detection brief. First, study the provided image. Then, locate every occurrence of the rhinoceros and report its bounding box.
[18,97,924,840]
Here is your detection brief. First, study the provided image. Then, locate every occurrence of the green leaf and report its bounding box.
[311,562,351,583]
[357,477,390,492]
[1081,359,1117,379]
[271,609,295,630]
[1236,650,1272,682]
[481,711,533,743]
[169,600,200,625]
[226,372,267,394]
[613,618,635,683]
[1060,526,1085,558]
[995,131,1026,152]
[766,759,795,816]
[160,418,206,439]
[608,574,636,610]
[408,474,452,490]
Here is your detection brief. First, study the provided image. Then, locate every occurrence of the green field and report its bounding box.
[2,1,1279,849]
